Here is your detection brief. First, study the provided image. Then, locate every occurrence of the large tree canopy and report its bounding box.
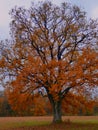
[0,1,98,122]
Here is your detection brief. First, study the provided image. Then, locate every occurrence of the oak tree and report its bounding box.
[0,1,98,122]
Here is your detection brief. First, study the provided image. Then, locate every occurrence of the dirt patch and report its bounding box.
[7,122,98,130]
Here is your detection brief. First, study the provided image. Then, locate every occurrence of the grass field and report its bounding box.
[0,116,98,130]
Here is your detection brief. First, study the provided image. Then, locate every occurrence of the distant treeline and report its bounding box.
[0,91,98,117]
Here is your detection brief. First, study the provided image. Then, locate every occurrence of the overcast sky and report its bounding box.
[0,0,98,40]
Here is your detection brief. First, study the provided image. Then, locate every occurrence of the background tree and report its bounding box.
[0,1,98,122]
[0,91,15,116]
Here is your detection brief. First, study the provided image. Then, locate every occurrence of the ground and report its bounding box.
[0,116,98,130]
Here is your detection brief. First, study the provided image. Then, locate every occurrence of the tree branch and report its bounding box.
[61,87,72,99]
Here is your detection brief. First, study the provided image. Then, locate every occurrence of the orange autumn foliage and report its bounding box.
[0,1,98,122]
[2,46,97,116]
[6,89,47,116]
[62,92,95,115]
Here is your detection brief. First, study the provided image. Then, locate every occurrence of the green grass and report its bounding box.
[72,119,98,124]
[0,117,98,130]
[0,121,50,129]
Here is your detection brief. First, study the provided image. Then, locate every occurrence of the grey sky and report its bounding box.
[0,0,98,40]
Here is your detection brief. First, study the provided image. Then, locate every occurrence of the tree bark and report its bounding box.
[52,100,62,123]
[47,90,62,123]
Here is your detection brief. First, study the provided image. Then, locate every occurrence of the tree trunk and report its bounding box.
[52,100,62,123]
[47,91,62,123]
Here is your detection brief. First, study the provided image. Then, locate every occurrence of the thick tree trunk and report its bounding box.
[47,90,62,123]
[52,100,62,123]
